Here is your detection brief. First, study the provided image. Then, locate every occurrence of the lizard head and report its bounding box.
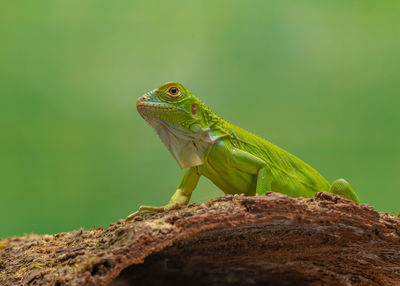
[136,82,217,168]
[136,82,207,133]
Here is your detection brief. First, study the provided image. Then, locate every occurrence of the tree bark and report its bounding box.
[1,192,400,286]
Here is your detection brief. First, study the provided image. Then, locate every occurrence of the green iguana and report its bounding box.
[126,82,360,220]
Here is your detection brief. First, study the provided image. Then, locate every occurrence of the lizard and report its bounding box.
[126,82,360,220]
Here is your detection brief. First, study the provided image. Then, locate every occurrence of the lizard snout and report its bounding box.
[136,93,150,106]
[138,95,147,101]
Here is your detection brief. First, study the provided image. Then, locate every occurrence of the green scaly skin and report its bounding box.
[126,82,360,221]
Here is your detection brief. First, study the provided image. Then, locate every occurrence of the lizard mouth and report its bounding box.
[136,95,177,116]
[137,102,175,112]
[136,102,179,123]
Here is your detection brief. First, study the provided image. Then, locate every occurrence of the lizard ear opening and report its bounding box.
[191,104,198,116]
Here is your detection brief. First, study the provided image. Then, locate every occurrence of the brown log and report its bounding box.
[1,192,400,286]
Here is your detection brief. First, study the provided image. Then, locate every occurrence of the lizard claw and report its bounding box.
[125,204,181,222]
[232,193,241,203]
[125,211,141,222]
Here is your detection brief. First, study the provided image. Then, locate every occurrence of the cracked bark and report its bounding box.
[1,192,400,286]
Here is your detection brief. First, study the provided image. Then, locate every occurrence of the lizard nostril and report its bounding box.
[137,95,148,106]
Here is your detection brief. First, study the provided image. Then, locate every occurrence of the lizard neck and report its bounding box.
[198,102,230,136]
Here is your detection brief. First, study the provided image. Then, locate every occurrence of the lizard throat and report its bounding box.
[140,115,218,168]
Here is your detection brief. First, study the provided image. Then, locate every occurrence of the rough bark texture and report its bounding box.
[1,192,400,286]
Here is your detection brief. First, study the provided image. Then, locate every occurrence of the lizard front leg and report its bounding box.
[228,148,272,195]
[126,167,200,221]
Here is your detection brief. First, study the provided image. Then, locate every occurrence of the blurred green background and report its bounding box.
[1,1,399,237]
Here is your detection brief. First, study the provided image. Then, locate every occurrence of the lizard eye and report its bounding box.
[167,86,181,98]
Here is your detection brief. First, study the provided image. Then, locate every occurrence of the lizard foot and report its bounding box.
[125,204,180,222]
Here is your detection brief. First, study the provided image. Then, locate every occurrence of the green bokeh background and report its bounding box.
[1,1,399,238]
